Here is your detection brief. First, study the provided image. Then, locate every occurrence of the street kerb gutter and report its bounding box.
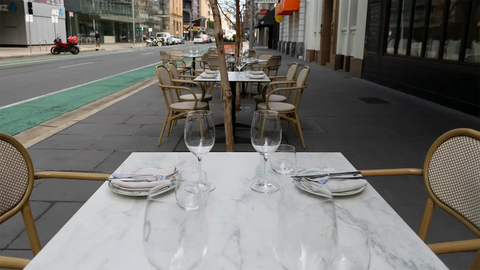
[15,76,157,148]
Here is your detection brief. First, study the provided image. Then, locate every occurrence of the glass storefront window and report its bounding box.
[442,0,469,61]
[398,0,413,55]
[464,1,480,63]
[386,0,400,54]
[425,0,446,59]
[410,0,428,57]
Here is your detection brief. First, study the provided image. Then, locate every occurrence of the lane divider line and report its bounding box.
[141,52,154,55]
[0,62,160,110]
[59,62,94,69]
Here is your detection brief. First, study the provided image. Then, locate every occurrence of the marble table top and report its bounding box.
[24,153,448,270]
[193,71,271,83]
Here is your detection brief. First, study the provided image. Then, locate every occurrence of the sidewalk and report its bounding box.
[0,43,146,59]
[1,47,479,269]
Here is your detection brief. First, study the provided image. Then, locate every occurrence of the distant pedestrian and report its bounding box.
[95,31,100,47]
[253,35,256,43]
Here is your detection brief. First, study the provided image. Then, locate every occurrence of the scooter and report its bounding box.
[51,36,80,55]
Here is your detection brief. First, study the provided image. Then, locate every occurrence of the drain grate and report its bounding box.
[359,97,389,104]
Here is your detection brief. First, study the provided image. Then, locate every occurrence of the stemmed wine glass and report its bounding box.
[184,110,216,191]
[250,110,282,193]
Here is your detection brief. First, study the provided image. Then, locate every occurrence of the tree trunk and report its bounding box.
[209,0,235,152]
[234,0,242,110]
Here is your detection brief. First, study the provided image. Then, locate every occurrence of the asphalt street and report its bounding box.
[0,43,212,107]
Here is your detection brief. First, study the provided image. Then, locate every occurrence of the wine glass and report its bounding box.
[144,185,208,270]
[329,224,370,270]
[250,110,282,193]
[275,183,338,270]
[195,46,199,54]
[184,110,216,191]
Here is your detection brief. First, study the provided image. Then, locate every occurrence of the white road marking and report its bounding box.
[0,62,160,110]
[59,62,94,69]
[142,52,154,55]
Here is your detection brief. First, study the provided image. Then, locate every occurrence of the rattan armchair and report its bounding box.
[257,66,310,149]
[253,62,298,101]
[159,50,171,66]
[248,55,281,97]
[360,128,480,270]
[155,65,209,146]
[0,132,110,269]
[167,62,212,104]
[169,49,191,74]
[0,256,30,269]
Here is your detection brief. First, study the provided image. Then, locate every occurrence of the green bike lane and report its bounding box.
[0,49,208,136]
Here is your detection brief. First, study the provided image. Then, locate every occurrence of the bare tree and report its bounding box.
[209,0,235,152]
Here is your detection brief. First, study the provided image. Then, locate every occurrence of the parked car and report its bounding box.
[193,36,204,44]
[173,36,185,44]
[155,32,174,45]
[210,36,215,43]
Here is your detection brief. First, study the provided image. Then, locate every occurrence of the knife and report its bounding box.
[291,171,362,179]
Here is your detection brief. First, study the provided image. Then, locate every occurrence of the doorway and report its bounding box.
[319,0,333,65]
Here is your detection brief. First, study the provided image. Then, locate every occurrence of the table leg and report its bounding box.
[192,57,196,75]
[229,81,237,137]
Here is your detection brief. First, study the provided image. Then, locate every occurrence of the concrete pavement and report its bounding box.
[1,47,479,270]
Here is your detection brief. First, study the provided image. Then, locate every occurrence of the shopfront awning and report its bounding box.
[255,10,275,28]
[276,0,300,16]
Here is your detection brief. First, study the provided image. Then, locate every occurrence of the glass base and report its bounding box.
[250,181,279,194]
[198,182,216,192]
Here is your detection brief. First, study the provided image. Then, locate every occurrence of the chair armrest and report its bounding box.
[269,75,287,80]
[428,239,480,254]
[171,79,203,89]
[0,256,30,269]
[359,168,424,176]
[34,171,110,181]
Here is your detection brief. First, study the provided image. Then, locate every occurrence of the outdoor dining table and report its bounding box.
[23,152,448,270]
[194,71,271,139]
[181,53,203,72]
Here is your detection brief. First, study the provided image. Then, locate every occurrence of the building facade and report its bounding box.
[63,0,177,44]
[277,0,305,58]
[1,0,67,46]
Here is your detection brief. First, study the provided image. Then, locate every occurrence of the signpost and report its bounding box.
[51,15,58,39]
[27,2,33,53]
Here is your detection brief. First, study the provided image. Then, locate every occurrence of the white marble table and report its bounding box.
[24,153,448,270]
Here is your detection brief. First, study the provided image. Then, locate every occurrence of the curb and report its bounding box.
[15,76,157,148]
[0,48,107,60]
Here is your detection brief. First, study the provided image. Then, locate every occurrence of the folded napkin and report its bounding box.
[312,179,368,193]
[109,167,176,190]
[110,179,172,190]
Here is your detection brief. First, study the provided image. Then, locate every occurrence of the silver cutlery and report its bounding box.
[291,171,361,180]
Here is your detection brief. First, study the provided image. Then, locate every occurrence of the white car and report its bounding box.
[193,36,204,44]
[173,36,185,44]
[210,36,215,42]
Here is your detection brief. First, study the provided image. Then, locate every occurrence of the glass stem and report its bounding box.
[263,154,268,185]
[198,157,203,185]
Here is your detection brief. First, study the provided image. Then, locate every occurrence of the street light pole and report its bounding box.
[132,0,135,46]
[249,0,254,49]
[190,6,193,41]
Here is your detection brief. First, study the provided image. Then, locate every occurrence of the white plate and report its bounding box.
[249,71,264,75]
[295,182,366,197]
[201,73,217,78]
[205,70,218,74]
[108,181,175,197]
[294,168,367,197]
[247,74,265,79]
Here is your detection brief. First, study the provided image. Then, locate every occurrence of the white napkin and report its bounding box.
[110,167,176,190]
[110,179,171,190]
[313,179,368,193]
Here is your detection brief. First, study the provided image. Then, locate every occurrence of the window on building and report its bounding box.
[442,0,469,60]
[410,0,428,57]
[386,0,399,54]
[425,0,446,59]
[398,0,413,55]
[464,1,480,63]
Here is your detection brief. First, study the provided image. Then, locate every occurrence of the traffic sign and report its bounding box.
[69,11,73,17]
[260,9,268,15]
[51,15,58,23]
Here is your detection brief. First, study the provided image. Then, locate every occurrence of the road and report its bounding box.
[0,43,212,107]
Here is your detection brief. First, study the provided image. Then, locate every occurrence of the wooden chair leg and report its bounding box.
[293,113,306,149]
[21,202,41,256]
[248,82,254,98]
[158,115,169,146]
[419,197,435,241]
[168,119,174,136]
[471,251,480,270]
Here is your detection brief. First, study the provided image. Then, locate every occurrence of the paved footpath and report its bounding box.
[1,47,479,270]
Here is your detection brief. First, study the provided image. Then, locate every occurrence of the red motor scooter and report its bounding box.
[51,36,80,55]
